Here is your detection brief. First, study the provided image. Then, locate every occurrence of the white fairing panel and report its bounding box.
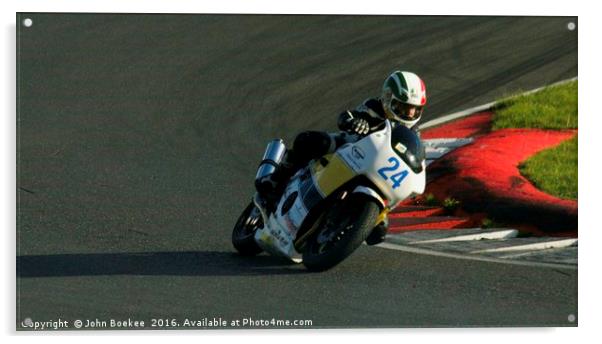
[338,121,426,205]
[254,175,306,262]
[253,120,425,261]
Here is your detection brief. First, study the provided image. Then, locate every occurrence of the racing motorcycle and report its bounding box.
[231,120,426,271]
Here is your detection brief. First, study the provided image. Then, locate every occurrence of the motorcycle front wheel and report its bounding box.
[231,201,264,256]
[302,194,381,271]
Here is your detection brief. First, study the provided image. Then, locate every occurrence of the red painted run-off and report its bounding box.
[427,128,577,209]
[388,206,477,232]
[388,110,577,235]
[421,112,493,139]
[389,215,472,232]
[389,206,444,218]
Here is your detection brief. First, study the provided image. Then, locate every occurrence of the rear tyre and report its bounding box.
[302,194,381,271]
[231,202,264,256]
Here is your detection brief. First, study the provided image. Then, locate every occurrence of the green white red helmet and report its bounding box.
[381,70,427,128]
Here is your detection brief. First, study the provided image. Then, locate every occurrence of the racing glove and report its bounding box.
[338,111,370,135]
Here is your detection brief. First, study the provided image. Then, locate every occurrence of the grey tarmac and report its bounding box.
[17,14,577,328]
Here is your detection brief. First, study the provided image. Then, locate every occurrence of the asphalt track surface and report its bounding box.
[17,14,578,328]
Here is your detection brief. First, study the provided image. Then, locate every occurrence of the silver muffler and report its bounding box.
[255,139,287,193]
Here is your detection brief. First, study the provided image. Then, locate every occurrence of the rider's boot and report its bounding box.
[254,175,279,215]
[254,150,299,213]
[365,218,389,245]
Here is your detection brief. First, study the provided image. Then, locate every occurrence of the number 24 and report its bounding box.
[377,157,408,189]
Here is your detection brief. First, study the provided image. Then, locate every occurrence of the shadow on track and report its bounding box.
[17,251,306,278]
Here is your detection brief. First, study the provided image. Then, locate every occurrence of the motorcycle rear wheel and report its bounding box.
[302,194,380,271]
[231,201,264,256]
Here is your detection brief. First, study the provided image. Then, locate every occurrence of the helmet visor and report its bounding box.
[390,99,423,122]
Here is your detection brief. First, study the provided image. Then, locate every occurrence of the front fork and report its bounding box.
[376,207,390,226]
[252,193,270,231]
[365,208,390,246]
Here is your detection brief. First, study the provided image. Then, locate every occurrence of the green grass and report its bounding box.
[423,193,439,206]
[418,195,460,214]
[493,81,577,130]
[493,80,577,200]
[519,136,578,200]
[442,197,460,213]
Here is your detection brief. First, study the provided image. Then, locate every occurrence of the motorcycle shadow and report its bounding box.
[17,251,307,278]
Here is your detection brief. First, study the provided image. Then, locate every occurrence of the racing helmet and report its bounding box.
[381,71,427,128]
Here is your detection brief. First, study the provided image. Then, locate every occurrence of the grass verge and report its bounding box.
[493,80,577,130]
[519,136,577,200]
[493,80,577,200]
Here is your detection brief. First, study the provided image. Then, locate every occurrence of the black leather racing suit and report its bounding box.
[289,98,386,166]
[288,97,418,169]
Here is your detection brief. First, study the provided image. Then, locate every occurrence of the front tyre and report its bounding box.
[232,202,264,256]
[302,194,381,271]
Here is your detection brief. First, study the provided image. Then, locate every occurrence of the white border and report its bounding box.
[3,1,599,343]
[3,0,584,16]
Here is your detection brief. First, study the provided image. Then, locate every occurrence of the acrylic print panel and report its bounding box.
[16,13,578,330]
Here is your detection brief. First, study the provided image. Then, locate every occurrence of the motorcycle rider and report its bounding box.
[255,70,427,245]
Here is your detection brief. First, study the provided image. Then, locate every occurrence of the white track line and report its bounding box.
[424,138,475,161]
[375,242,577,270]
[471,238,577,254]
[423,138,475,148]
[425,149,449,160]
[410,229,518,244]
[499,247,577,260]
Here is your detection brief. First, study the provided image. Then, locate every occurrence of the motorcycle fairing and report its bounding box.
[338,121,426,205]
[253,121,425,261]
[254,153,360,261]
